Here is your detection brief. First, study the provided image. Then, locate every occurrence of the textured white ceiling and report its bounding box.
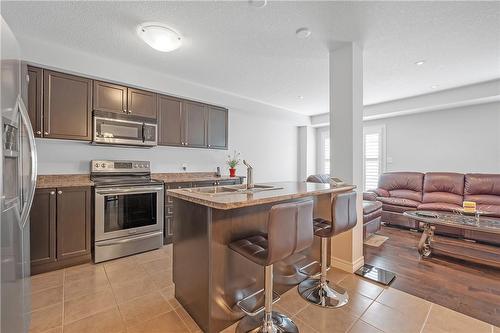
[2,1,499,115]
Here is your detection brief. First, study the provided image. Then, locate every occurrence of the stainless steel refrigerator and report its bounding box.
[1,17,37,333]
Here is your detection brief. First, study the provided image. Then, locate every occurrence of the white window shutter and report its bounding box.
[364,131,382,191]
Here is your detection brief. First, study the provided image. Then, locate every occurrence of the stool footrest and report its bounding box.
[236,288,281,316]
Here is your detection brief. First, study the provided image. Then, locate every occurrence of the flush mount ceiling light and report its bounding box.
[296,27,312,39]
[431,84,439,89]
[248,0,267,8]
[415,60,426,66]
[137,22,182,52]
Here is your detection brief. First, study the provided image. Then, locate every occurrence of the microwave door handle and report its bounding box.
[142,124,145,143]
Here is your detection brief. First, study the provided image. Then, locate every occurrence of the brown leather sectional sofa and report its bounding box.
[364,172,500,245]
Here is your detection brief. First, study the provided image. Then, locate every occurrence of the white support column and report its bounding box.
[329,42,365,273]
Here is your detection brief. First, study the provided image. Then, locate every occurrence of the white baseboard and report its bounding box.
[331,255,365,273]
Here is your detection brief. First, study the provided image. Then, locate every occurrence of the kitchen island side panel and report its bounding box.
[172,198,210,331]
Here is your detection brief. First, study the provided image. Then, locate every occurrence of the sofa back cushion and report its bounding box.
[378,172,424,202]
[422,172,464,205]
[464,174,500,217]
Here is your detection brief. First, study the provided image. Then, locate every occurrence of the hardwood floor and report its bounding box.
[364,225,500,326]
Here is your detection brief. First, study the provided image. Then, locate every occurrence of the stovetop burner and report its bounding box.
[92,177,163,188]
[90,160,161,188]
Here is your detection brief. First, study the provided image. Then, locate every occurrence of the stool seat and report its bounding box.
[298,191,358,309]
[229,235,268,266]
[229,200,314,333]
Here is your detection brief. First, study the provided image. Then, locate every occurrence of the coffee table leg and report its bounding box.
[418,223,435,258]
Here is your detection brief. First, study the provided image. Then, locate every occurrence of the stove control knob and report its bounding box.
[101,163,106,168]
[95,163,99,168]
[134,164,139,168]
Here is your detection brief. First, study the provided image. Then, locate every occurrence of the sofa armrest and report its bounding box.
[363,191,378,201]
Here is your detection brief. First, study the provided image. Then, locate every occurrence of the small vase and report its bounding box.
[229,168,236,177]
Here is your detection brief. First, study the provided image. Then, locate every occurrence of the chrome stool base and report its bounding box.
[236,311,299,333]
[298,278,349,308]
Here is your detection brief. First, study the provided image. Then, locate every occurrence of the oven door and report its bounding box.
[94,185,164,241]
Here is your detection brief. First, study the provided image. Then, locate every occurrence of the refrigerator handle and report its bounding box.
[17,96,37,228]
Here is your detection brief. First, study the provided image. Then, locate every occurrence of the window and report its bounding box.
[316,127,330,174]
[363,125,385,191]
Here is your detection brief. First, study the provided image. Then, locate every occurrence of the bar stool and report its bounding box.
[298,191,357,308]
[229,200,314,333]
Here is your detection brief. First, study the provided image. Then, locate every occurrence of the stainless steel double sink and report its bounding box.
[185,184,282,196]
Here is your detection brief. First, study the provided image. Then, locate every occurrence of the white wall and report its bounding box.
[364,102,500,173]
[17,36,308,182]
[297,126,316,181]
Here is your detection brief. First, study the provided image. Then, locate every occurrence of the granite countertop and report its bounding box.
[167,181,357,210]
[36,172,245,189]
[36,174,94,188]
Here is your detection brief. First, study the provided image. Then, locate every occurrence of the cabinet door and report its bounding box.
[56,187,91,260]
[158,95,183,146]
[128,88,157,119]
[93,81,128,114]
[27,66,43,137]
[183,101,207,148]
[207,106,228,149]
[30,189,57,267]
[43,70,92,140]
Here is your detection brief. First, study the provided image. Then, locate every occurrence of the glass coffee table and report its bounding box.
[404,210,500,267]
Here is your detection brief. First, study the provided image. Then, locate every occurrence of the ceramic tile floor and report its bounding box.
[28,245,498,333]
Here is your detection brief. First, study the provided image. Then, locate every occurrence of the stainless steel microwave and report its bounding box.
[93,112,157,147]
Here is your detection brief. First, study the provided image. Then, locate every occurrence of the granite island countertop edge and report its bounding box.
[167,182,357,210]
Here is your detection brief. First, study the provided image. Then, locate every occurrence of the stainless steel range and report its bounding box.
[91,160,164,263]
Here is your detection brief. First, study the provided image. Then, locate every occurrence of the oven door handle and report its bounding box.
[96,231,163,246]
[95,186,164,195]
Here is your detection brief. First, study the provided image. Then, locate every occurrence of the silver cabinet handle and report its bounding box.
[57,190,62,194]
[50,191,55,195]
[44,131,49,135]
[36,130,42,135]
[123,108,126,113]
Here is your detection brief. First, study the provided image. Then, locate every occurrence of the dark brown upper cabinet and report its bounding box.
[43,70,92,141]
[128,88,157,118]
[94,81,157,119]
[207,106,228,149]
[27,66,43,137]
[158,95,183,146]
[93,81,128,114]
[183,101,207,148]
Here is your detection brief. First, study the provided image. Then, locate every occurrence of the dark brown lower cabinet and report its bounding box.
[56,187,92,261]
[30,189,57,267]
[30,187,91,275]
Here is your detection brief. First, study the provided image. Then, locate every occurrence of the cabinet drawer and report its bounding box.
[165,216,174,237]
[217,179,240,186]
[193,181,217,187]
[165,205,174,216]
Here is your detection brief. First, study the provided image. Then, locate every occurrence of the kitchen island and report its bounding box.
[167,181,356,333]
